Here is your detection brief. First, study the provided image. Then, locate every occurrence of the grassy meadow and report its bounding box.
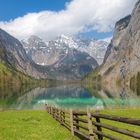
[0,110,79,140]
[0,109,140,140]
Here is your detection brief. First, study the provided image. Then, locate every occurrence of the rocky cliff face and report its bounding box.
[22,35,49,65]
[0,29,48,78]
[79,40,108,65]
[100,0,140,89]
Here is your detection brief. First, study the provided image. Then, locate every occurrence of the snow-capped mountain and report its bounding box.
[22,35,108,66]
[21,35,99,79]
[78,40,108,65]
[55,34,79,49]
[22,36,51,65]
[51,35,109,65]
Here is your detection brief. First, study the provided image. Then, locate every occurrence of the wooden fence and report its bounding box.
[45,105,140,140]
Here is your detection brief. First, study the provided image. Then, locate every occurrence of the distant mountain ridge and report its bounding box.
[22,35,99,79]
[22,35,108,66]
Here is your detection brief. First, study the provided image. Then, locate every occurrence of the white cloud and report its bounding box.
[0,0,137,41]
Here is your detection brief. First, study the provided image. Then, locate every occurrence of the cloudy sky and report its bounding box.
[0,0,138,41]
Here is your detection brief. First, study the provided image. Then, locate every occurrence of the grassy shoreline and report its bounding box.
[0,109,140,140]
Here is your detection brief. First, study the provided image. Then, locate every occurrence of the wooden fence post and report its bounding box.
[75,114,79,130]
[56,108,59,121]
[55,108,57,120]
[51,107,53,115]
[54,108,57,120]
[87,108,95,140]
[45,104,48,111]
[95,110,103,140]
[52,107,55,118]
[59,110,62,124]
[50,106,52,115]
[49,107,51,114]
[70,109,74,136]
[63,111,65,124]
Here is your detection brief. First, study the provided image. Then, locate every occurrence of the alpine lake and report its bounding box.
[1,83,140,111]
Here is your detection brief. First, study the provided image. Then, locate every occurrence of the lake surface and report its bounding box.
[0,84,140,110]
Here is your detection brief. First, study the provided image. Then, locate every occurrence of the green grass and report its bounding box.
[0,110,79,140]
[101,108,140,118]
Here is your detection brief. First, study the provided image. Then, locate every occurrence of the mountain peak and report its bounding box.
[55,34,78,49]
[115,15,131,31]
[22,35,47,49]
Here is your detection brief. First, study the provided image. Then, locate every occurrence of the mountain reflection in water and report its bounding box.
[1,84,140,110]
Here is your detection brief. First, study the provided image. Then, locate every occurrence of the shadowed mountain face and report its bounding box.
[47,49,98,79]
[0,29,28,66]
[99,1,140,90]
[0,29,48,78]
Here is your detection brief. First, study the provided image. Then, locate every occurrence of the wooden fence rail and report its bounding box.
[45,104,140,140]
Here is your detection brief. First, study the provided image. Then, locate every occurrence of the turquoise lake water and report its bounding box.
[1,84,140,110]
